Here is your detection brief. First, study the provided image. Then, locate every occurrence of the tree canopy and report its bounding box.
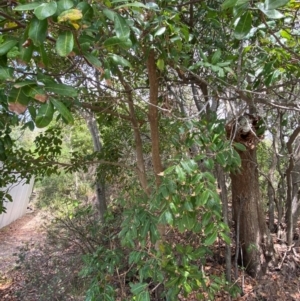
[1,0,300,298]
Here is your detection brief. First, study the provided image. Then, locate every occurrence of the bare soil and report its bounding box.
[0,210,45,299]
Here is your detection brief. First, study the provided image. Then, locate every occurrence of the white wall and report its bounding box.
[0,177,34,229]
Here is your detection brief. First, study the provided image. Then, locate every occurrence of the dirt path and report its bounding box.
[0,210,45,297]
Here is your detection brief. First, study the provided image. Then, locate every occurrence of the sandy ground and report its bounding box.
[0,210,45,275]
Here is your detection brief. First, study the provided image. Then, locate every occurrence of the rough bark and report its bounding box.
[116,70,150,196]
[267,130,279,232]
[86,115,107,220]
[217,165,231,282]
[227,114,274,277]
[231,149,274,277]
[286,127,300,245]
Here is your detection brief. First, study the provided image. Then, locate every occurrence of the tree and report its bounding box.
[1,1,300,298]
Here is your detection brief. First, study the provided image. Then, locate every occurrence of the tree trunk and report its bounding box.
[86,115,107,220]
[231,148,274,277]
[217,165,231,282]
[285,126,300,245]
[267,130,279,232]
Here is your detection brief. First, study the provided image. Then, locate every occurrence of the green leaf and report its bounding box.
[0,40,18,56]
[220,232,231,244]
[20,40,34,63]
[137,291,150,301]
[262,8,284,19]
[57,8,82,22]
[14,81,36,88]
[257,3,284,18]
[83,53,102,68]
[114,14,130,38]
[35,102,54,128]
[204,230,218,246]
[7,88,29,114]
[50,98,74,124]
[211,49,222,65]
[222,0,238,9]
[164,211,173,224]
[34,2,57,20]
[14,2,41,11]
[76,2,93,20]
[154,27,166,37]
[195,189,209,206]
[156,58,164,71]
[39,44,49,68]
[25,86,48,102]
[130,282,148,295]
[234,11,252,39]
[103,8,116,21]
[0,66,14,80]
[104,36,132,49]
[116,2,149,9]
[183,213,195,230]
[57,0,74,12]
[265,0,289,10]
[28,17,48,46]
[45,83,77,96]
[56,31,74,57]
[109,54,131,67]
[8,88,30,105]
[234,142,246,151]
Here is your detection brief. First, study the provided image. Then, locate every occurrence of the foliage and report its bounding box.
[1,0,299,298]
[79,115,241,300]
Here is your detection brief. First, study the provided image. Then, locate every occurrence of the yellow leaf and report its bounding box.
[4,22,18,28]
[70,21,80,30]
[57,9,83,23]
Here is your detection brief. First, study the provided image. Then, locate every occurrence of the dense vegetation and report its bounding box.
[0,0,300,299]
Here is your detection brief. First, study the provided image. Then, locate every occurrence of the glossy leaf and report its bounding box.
[0,66,14,80]
[28,17,48,46]
[234,142,246,151]
[35,102,54,128]
[154,27,166,37]
[57,8,83,22]
[51,98,74,124]
[34,2,57,20]
[257,3,284,18]
[130,282,148,295]
[25,86,48,102]
[0,40,18,56]
[45,83,77,96]
[76,2,93,20]
[39,44,49,68]
[156,58,164,71]
[103,8,116,20]
[8,88,29,114]
[110,54,132,67]
[104,37,132,49]
[14,2,41,11]
[83,53,102,68]
[57,0,74,12]
[222,0,238,9]
[265,0,289,10]
[20,40,34,63]
[204,230,218,246]
[116,2,149,9]
[56,31,74,57]
[14,81,36,88]
[234,11,252,39]
[8,88,30,105]
[114,14,130,38]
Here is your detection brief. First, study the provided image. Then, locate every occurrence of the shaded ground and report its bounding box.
[0,210,45,300]
[1,211,300,300]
